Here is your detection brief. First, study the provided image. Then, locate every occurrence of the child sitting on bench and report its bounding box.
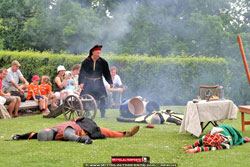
[27,75,49,114]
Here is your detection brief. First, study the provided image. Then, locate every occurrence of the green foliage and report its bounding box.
[0,50,231,105]
[0,0,38,50]
[0,109,249,166]
[0,50,83,83]
[1,0,249,58]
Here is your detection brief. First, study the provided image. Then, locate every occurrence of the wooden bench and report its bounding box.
[5,100,52,116]
[5,100,39,110]
[4,100,41,116]
[238,106,250,132]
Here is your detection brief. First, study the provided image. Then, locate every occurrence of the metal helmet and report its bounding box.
[150,114,161,125]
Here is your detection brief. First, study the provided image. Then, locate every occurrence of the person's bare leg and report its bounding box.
[44,97,48,108]
[14,97,21,117]
[51,94,57,106]
[39,99,45,110]
[44,97,50,113]
[60,91,65,105]
[50,94,58,110]
[60,91,64,102]
[8,98,16,118]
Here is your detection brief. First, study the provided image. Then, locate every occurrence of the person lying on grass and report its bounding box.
[12,116,140,144]
[182,124,249,153]
[117,110,183,125]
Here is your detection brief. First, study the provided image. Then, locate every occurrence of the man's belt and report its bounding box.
[85,77,102,81]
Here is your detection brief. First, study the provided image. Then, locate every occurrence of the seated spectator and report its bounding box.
[2,60,29,95]
[40,76,57,109]
[27,75,49,114]
[103,66,125,108]
[70,64,81,93]
[0,68,21,118]
[59,71,79,105]
[54,65,68,104]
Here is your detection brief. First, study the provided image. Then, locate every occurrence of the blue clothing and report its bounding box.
[65,79,74,91]
[30,95,43,100]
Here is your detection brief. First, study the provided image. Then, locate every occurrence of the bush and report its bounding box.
[0,50,83,83]
[106,54,231,105]
[0,50,231,105]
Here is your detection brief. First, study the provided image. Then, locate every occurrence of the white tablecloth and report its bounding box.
[179,100,238,137]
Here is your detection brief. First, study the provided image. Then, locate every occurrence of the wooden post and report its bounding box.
[237,36,250,86]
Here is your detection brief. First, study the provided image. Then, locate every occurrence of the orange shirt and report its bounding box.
[40,84,52,96]
[27,83,40,100]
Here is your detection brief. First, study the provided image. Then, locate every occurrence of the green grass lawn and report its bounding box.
[0,106,250,167]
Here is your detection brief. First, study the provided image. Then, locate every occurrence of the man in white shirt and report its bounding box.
[0,68,20,118]
[103,66,125,108]
[2,60,29,94]
[70,64,81,93]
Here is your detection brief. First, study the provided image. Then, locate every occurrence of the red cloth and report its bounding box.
[93,48,101,51]
[100,127,124,138]
[144,124,155,128]
[0,78,2,89]
[203,133,224,147]
[50,121,86,140]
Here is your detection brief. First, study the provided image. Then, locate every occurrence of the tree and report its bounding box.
[22,0,102,53]
[0,0,39,50]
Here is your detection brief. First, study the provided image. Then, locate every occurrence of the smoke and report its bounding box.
[96,1,139,53]
[24,0,250,105]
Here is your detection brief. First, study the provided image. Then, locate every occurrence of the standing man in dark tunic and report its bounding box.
[79,45,113,118]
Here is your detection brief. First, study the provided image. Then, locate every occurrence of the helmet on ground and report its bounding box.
[150,114,161,125]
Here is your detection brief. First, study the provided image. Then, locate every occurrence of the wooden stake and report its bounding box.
[237,36,250,86]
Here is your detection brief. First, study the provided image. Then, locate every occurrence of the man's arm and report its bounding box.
[19,76,29,85]
[106,86,124,92]
[102,60,113,88]
[30,90,38,102]
[5,72,21,90]
[9,80,24,92]
[0,89,10,96]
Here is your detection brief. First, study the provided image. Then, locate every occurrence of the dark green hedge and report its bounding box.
[0,51,231,105]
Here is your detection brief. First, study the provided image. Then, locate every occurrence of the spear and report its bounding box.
[237,36,250,86]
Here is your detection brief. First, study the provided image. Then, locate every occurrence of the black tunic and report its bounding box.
[79,56,112,100]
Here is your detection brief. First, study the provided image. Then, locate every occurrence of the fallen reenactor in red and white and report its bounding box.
[12,116,140,144]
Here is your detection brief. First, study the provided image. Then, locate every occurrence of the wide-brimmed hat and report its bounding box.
[150,114,161,125]
[57,65,66,73]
